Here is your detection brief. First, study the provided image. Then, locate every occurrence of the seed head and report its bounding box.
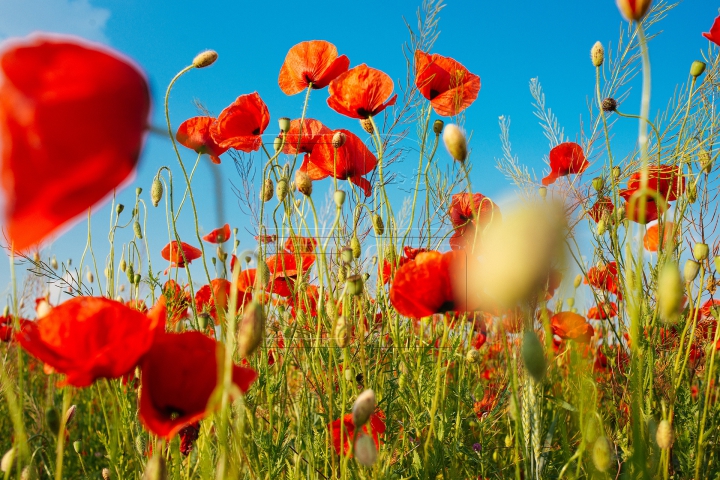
[684,259,701,283]
[591,41,604,67]
[278,117,291,133]
[334,190,346,207]
[192,50,218,69]
[602,97,618,112]
[346,275,364,296]
[694,242,710,262]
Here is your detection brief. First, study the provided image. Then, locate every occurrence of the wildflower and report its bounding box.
[284,236,318,254]
[327,64,397,119]
[139,331,257,438]
[585,262,622,299]
[176,117,228,164]
[278,40,349,95]
[300,129,377,196]
[210,92,269,152]
[541,142,588,186]
[414,50,480,116]
[588,198,614,224]
[162,280,191,326]
[616,0,652,21]
[195,279,232,324]
[0,36,150,251]
[448,193,501,251]
[442,124,467,162]
[282,118,332,155]
[266,250,316,283]
[587,302,618,320]
[620,164,684,202]
[389,250,483,318]
[601,97,617,112]
[328,411,386,456]
[380,246,429,285]
[16,296,165,387]
[704,15,720,46]
[202,224,231,244]
[178,422,201,456]
[161,241,202,269]
[550,312,594,343]
[643,221,675,252]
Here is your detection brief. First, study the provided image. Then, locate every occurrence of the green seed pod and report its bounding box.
[276,179,289,202]
[433,119,444,135]
[334,190,346,207]
[341,247,354,265]
[273,136,283,153]
[694,242,710,262]
[690,60,707,78]
[592,176,604,192]
[133,221,143,239]
[151,178,163,207]
[198,313,209,330]
[372,214,384,235]
[45,408,60,435]
[715,256,720,272]
[346,275,364,296]
[684,259,700,283]
[504,434,512,448]
[521,330,546,382]
[278,117,291,133]
[350,236,361,259]
[73,440,82,454]
[133,273,141,286]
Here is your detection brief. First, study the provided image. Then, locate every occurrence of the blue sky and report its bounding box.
[0,0,717,303]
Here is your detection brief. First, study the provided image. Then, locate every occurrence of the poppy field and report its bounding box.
[1,1,720,479]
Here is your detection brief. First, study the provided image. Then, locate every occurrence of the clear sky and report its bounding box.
[0,0,717,303]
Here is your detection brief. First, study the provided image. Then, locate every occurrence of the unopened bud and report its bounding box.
[612,166,621,179]
[354,433,378,467]
[73,440,82,453]
[32,252,40,262]
[442,124,467,162]
[352,389,376,427]
[142,455,168,480]
[433,119,444,135]
[64,404,77,428]
[688,182,697,203]
[126,264,135,282]
[597,219,607,235]
[690,60,706,78]
[85,270,94,283]
[119,259,127,272]
[151,177,163,207]
[116,204,124,215]
[346,275,364,296]
[372,214,384,236]
[616,0,652,21]
[521,330,546,382]
[504,434,513,447]
[261,178,274,202]
[466,348,480,363]
[334,316,349,347]
[133,273,141,286]
[192,50,218,69]
[332,131,346,148]
[276,179,289,202]
[273,136,283,153]
[295,170,312,196]
[237,301,264,358]
[133,221,143,239]
[656,419,674,449]
[136,187,143,196]
[278,117,291,133]
[1,448,14,473]
[573,274,583,289]
[350,236,361,258]
[538,186,547,199]
[591,41,604,67]
[102,468,111,480]
[334,190,346,207]
[360,118,374,134]
[684,259,701,283]
[694,243,710,262]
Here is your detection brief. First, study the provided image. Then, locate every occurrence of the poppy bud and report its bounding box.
[197,313,209,330]
[616,0,652,21]
[612,166,621,179]
[384,244,397,264]
[352,389,376,427]
[350,236,361,258]
[133,273,141,285]
[2,306,8,317]
[332,131,346,148]
[73,440,82,453]
[592,436,613,472]
[370,255,377,265]
[341,247,354,265]
[694,242,709,262]
[360,118,374,134]
[102,468,111,480]
[1,448,14,473]
[45,407,60,434]
[136,187,142,196]
[597,219,606,235]
[151,177,163,207]
[142,455,168,480]
[656,419,674,449]
[338,264,347,283]
[354,433,378,467]
[590,41,604,67]
[21,465,38,480]
[538,186,547,199]
[133,221,143,239]
[116,204,124,215]
[325,297,337,320]
[566,298,575,308]
[255,260,270,289]
[295,170,312,196]
[334,190,346,207]
[521,330,546,382]
[278,117,291,133]
[273,136,283,153]
[334,316,349,347]
[344,366,355,382]
[372,214,384,235]
[573,274,583,289]
[690,60,706,78]
[216,246,227,262]
[261,178,274,202]
[715,256,720,272]
[192,50,218,69]
[466,348,480,363]
[602,97,618,112]
[346,275,364,296]
[699,149,712,174]
[126,263,135,282]
[442,124,467,162]
[119,258,127,272]
[237,300,264,358]
[64,404,77,427]
[433,119,444,135]
[592,177,604,192]
[51,256,58,270]
[684,259,700,283]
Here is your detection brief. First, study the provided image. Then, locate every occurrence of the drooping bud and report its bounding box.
[690,60,707,78]
[151,177,163,207]
[334,316,349,347]
[133,221,143,239]
[295,170,312,196]
[694,243,710,262]
[597,218,607,235]
[116,204,124,215]
[332,131,346,148]
[276,178,289,202]
[119,258,127,273]
[684,259,701,283]
[442,124,467,162]
[192,50,218,69]
[0,449,13,473]
[334,190,346,207]
[616,0,652,21]
[656,420,674,449]
[591,41,605,67]
[51,256,58,270]
[521,330,546,382]
[372,214,385,235]
[102,468,111,480]
[261,178,274,202]
[350,236,361,258]
[699,150,713,174]
[136,187,143,196]
[64,404,77,427]
[659,262,683,323]
[433,119,444,135]
[45,407,60,434]
[602,97,618,113]
[354,433,378,467]
[73,440,82,454]
[466,348,480,363]
[125,263,135,283]
[237,300,264,358]
[360,118,374,134]
[352,389,376,427]
[278,117,291,133]
[142,455,168,480]
[346,275,364,296]
[133,273,141,286]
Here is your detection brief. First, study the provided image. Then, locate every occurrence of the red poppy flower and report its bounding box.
[282,118,332,156]
[328,411,386,456]
[267,250,316,281]
[702,299,720,319]
[390,250,482,318]
[203,224,231,244]
[195,279,230,324]
[550,312,594,343]
[139,331,257,439]
[585,262,622,299]
[415,50,480,117]
[448,193,501,251]
[588,197,614,223]
[278,40,349,95]
[0,315,30,342]
[161,241,202,268]
[327,64,397,119]
[16,296,165,387]
[300,129,377,196]
[624,196,661,224]
[620,164,685,203]
[179,422,200,456]
[163,280,191,326]
[541,142,588,186]
[587,302,618,320]
[703,14,720,46]
[284,236,318,254]
[0,36,150,251]
[289,284,320,319]
[643,221,675,252]
[210,92,269,152]
[176,117,227,164]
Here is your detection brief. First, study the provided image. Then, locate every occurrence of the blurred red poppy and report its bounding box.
[327,65,397,119]
[284,236,318,254]
[179,422,200,456]
[0,315,30,342]
[415,50,480,117]
[203,224,231,244]
[278,40,349,95]
[704,14,720,46]
[643,221,675,252]
[448,193,500,251]
[289,284,320,319]
[541,142,588,186]
[624,196,661,224]
[587,197,614,223]
[16,296,165,387]
[161,241,202,268]
[390,250,482,318]
[587,302,618,320]
[620,165,685,203]
[176,117,227,164]
[139,331,257,439]
[328,411,386,456]
[585,261,622,299]
[0,36,150,251]
[210,92,269,152]
[300,129,377,196]
[282,118,332,155]
[381,246,430,285]
[551,312,594,343]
